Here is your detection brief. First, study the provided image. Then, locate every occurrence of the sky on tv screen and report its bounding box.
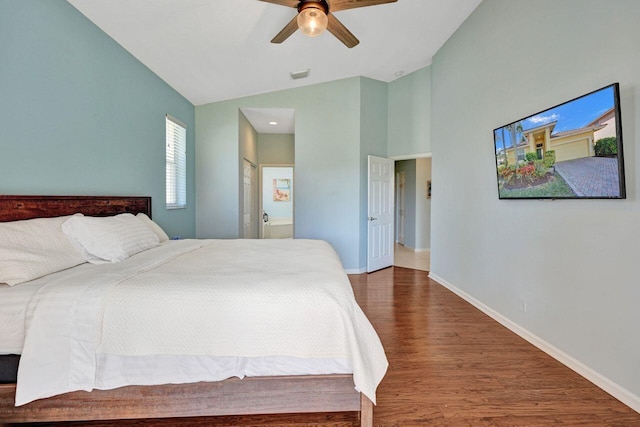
[495,85,615,147]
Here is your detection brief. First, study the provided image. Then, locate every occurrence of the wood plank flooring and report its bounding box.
[351,268,640,426]
[394,244,429,271]
[12,267,640,426]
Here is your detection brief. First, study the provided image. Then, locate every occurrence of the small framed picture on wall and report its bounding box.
[273,178,291,202]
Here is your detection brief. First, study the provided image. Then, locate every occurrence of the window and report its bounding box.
[166,115,187,209]
[516,148,525,162]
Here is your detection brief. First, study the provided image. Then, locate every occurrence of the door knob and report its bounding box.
[368,217,378,221]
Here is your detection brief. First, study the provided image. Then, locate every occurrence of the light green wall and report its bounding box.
[388,66,432,157]
[415,157,431,251]
[239,111,258,166]
[258,134,295,165]
[431,0,640,407]
[238,111,259,236]
[359,77,389,268]
[0,0,195,238]
[196,77,363,270]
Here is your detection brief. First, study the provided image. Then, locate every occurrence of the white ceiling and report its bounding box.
[241,107,295,134]
[67,0,481,108]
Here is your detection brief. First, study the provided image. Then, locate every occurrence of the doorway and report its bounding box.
[239,107,295,240]
[393,157,431,271]
[260,165,294,239]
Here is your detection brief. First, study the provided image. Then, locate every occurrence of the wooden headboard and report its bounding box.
[0,195,152,222]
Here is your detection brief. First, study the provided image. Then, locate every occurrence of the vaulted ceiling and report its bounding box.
[68,0,482,106]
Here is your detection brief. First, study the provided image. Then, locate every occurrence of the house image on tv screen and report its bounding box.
[493,83,625,199]
[504,106,615,165]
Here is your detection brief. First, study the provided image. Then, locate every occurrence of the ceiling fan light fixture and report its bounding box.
[297,5,328,37]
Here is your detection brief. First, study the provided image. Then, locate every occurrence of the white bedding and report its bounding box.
[0,281,42,354]
[15,239,388,406]
[0,269,74,354]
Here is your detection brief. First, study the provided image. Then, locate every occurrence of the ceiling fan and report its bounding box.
[259,0,398,48]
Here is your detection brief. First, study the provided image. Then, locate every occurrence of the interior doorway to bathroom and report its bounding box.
[260,165,294,239]
[239,107,295,240]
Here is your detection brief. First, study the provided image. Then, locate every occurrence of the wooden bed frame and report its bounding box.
[0,195,373,426]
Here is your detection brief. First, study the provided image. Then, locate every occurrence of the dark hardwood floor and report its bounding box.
[13,267,640,426]
[351,268,640,426]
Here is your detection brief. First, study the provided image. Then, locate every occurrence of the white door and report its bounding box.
[367,155,394,272]
[243,159,257,239]
[396,171,406,246]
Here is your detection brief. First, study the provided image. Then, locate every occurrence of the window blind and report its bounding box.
[166,115,187,209]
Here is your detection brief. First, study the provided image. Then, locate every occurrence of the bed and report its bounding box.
[0,195,386,425]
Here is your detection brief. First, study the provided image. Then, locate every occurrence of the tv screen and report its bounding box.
[493,83,625,199]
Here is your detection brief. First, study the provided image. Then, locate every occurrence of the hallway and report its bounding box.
[394,243,430,271]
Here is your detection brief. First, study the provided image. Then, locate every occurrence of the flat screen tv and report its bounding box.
[493,83,625,199]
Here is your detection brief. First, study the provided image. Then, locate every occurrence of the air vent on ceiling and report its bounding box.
[290,69,310,80]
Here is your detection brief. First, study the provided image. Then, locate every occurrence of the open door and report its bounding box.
[367,155,394,272]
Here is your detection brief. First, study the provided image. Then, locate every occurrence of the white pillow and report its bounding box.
[0,215,86,286]
[62,213,160,264]
[136,213,169,243]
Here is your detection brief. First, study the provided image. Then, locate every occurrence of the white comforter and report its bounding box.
[16,239,388,406]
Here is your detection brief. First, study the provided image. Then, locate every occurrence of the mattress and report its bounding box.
[10,239,387,406]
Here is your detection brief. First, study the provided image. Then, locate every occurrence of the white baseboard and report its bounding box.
[428,272,640,414]
[345,267,366,274]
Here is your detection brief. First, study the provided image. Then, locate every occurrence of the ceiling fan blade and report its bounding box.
[271,15,300,44]
[329,0,397,12]
[258,0,299,8]
[326,13,359,48]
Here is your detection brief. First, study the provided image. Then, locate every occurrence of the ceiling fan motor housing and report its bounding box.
[298,0,329,14]
[263,0,398,48]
